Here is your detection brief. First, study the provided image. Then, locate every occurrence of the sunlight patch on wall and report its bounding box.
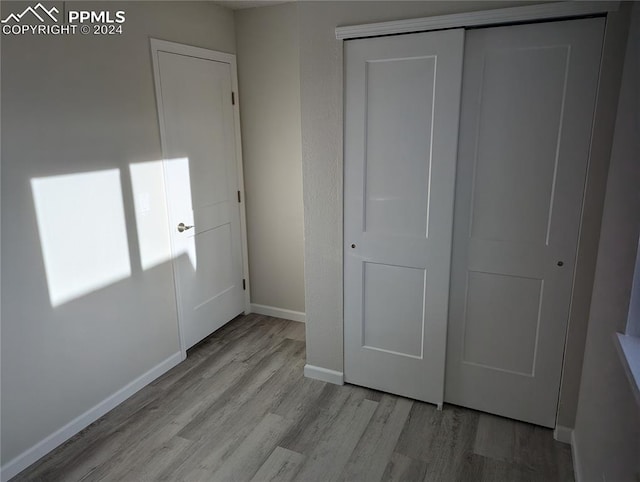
[163,157,197,269]
[129,161,173,270]
[31,169,132,307]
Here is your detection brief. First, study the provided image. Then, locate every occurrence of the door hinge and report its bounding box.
[237,190,242,203]
[231,92,236,105]
[242,279,246,290]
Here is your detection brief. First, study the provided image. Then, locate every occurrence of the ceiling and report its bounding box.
[214,0,292,10]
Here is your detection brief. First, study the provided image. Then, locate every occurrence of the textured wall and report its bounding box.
[573,4,640,480]
[555,3,632,429]
[1,0,236,464]
[235,3,305,314]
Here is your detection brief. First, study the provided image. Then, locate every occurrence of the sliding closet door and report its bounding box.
[445,18,604,427]
[344,29,464,406]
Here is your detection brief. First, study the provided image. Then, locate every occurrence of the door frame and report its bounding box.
[335,1,618,39]
[150,38,251,359]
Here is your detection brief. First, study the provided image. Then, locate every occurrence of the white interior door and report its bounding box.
[445,18,604,427]
[153,44,246,351]
[344,29,464,406]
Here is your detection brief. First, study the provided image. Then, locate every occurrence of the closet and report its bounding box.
[343,17,604,427]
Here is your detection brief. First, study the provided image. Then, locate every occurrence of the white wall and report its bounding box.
[572,3,640,480]
[555,2,632,430]
[0,0,236,468]
[235,3,305,316]
[627,236,640,338]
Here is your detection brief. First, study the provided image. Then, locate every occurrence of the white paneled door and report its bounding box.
[344,29,464,406]
[153,43,246,351]
[445,18,604,427]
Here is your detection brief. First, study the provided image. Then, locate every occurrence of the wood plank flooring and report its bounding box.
[13,314,573,481]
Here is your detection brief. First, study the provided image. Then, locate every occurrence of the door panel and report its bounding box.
[462,271,542,376]
[364,56,435,236]
[445,18,604,427]
[362,262,425,357]
[469,45,569,245]
[157,51,245,350]
[344,29,464,406]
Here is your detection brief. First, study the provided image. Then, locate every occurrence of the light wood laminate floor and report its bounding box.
[13,314,573,481]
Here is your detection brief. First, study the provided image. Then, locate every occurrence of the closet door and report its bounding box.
[344,29,464,406]
[445,18,604,427]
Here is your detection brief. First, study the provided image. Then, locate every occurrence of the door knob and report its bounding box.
[557,261,564,267]
[177,222,194,233]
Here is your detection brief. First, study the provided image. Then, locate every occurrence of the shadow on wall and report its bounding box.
[30,158,193,308]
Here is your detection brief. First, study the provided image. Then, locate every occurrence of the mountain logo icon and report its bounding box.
[1,3,59,23]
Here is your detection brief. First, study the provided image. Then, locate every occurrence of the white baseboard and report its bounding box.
[251,303,306,323]
[571,429,583,482]
[553,424,573,444]
[0,352,182,482]
[304,364,344,385]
